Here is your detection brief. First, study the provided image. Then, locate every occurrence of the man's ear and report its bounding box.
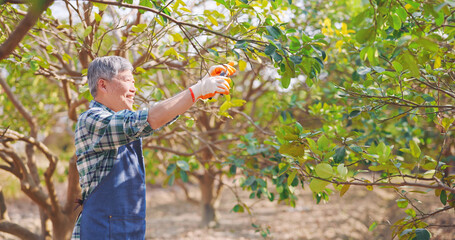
[97,79,108,94]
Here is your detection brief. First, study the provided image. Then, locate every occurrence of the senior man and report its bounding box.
[71,56,235,239]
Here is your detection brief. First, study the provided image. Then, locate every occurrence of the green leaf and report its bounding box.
[337,164,348,179]
[441,117,454,131]
[287,170,298,186]
[317,135,330,151]
[350,145,363,153]
[232,204,244,213]
[349,110,361,118]
[278,162,290,176]
[264,44,276,56]
[414,229,431,240]
[281,76,291,89]
[94,12,102,22]
[369,222,377,231]
[180,170,188,182]
[372,66,385,73]
[168,174,175,186]
[355,27,374,44]
[57,24,70,29]
[313,33,325,40]
[290,55,302,65]
[234,40,248,49]
[62,53,72,64]
[440,190,447,205]
[400,229,431,240]
[219,100,232,114]
[238,60,247,71]
[176,160,190,171]
[409,140,421,158]
[307,138,319,153]
[272,52,283,62]
[402,53,420,77]
[207,48,219,56]
[279,142,305,158]
[392,61,403,72]
[405,208,416,217]
[164,47,179,58]
[83,26,92,38]
[266,25,282,39]
[315,163,333,179]
[185,118,194,128]
[435,12,444,26]
[207,15,219,26]
[93,2,108,11]
[166,163,176,175]
[367,47,378,65]
[309,178,330,193]
[357,66,371,75]
[396,198,408,208]
[289,37,301,51]
[396,7,407,21]
[392,14,402,30]
[333,147,346,163]
[340,184,350,197]
[416,38,439,53]
[231,99,246,107]
[229,164,237,175]
[132,23,147,33]
[244,176,256,186]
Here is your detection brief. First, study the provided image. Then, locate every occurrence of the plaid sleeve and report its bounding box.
[71,215,81,240]
[82,108,154,152]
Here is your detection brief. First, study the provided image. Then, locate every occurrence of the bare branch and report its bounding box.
[0,220,39,240]
[145,144,194,157]
[0,129,59,212]
[0,151,23,179]
[229,109,274,136]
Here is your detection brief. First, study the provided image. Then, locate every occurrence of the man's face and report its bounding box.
[105,70,136,112]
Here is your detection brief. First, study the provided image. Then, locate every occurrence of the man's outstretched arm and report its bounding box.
[147,89,193,129]
[147,74,231,129]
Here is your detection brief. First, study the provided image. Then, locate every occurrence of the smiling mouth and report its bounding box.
[126,96,135,102]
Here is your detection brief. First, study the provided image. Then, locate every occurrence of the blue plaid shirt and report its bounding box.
[71,100,176,239]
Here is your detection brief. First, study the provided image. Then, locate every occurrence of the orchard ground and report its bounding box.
[1,179,454,240]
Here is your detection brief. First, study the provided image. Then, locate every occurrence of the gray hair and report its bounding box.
[87,56,133,98]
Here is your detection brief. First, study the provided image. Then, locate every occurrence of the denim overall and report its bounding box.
[80,139,146,240]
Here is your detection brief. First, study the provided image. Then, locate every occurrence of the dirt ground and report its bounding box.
[1,182,454,240]
[145,183,454,240]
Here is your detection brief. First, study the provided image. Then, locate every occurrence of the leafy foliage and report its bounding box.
[228,0,455,238]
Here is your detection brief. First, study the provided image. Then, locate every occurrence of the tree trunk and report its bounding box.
[51,155,81,240]
[39,212,52,240]
[51,212,75,240]
[0,188,8,221]
[199,170,217,227]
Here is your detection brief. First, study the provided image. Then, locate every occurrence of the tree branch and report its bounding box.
[0,0,55,60]
[0,75,37,135]
[331,178,455,194]
[0,129,59,212]
[0,220,39,240]
[229,109,274,136]
[88,0,263,44]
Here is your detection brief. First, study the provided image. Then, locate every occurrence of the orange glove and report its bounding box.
[189,75,231,102]
[209,62,236,77]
